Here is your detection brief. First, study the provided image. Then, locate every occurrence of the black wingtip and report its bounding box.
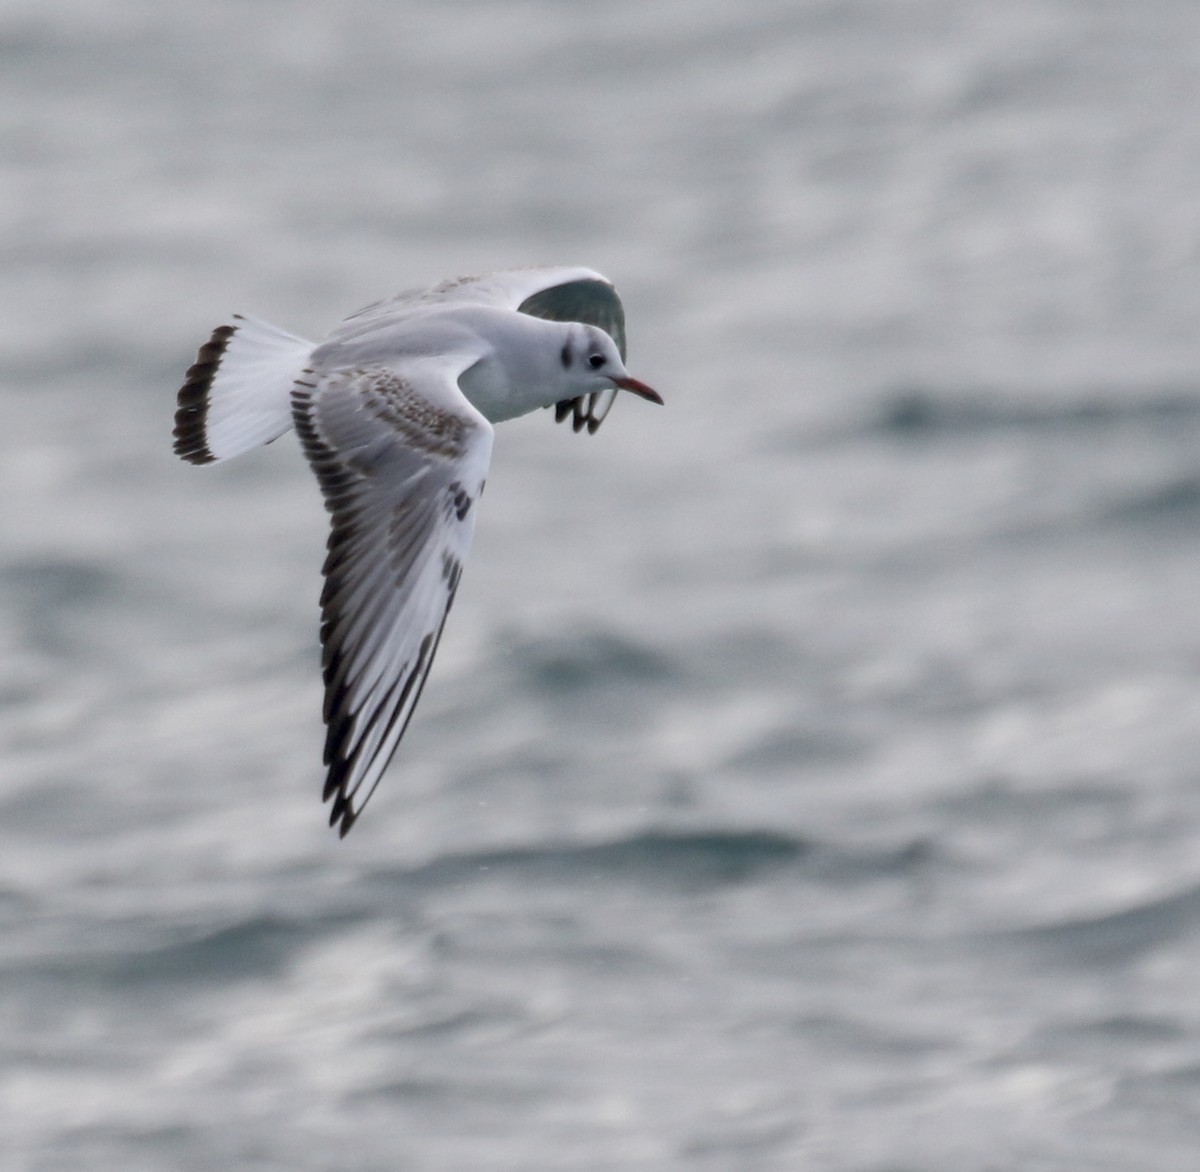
[326,785,358,837]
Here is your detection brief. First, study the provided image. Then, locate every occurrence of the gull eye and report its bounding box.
[588,353,606,370]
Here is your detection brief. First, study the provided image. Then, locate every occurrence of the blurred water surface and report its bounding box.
[5,1,1200,1168]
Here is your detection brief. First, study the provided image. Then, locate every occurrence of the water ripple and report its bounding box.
[391,828,808,891]
[870,385,1200,439]
[362,828,935,896]
[1007,882,1200,968]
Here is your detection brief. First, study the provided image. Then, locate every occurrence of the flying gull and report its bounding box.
[173,267,662,836]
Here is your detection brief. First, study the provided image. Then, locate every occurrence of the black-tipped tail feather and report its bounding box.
[173,314,313,465]
[174,324,237,463]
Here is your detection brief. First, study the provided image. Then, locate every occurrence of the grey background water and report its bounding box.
[5,1,1200,1168]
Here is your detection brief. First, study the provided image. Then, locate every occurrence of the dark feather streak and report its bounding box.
[173,321,239,463]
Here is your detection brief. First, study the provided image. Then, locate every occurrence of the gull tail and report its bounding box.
[174,314,314,464]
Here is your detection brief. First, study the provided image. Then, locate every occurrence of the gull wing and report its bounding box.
[337,266,614,326]
[291,357,494,836]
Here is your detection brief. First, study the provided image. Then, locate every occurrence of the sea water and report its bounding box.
[5,1,1200,1168]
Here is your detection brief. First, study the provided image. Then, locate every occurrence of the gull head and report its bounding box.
[563,324,662,405]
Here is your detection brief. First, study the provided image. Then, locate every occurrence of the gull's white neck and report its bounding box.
[454,310,578,424]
